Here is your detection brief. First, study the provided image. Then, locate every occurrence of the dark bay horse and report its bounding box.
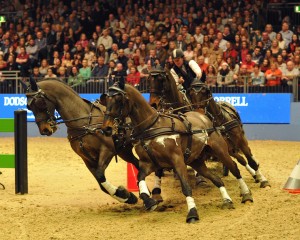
[24,78,139,204]
[101,83,253,223]
[148,70,270,188]
[188,82,270,188]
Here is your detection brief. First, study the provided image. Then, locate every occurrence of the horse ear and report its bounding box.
[99,93,107,106]
[29,77,39,91]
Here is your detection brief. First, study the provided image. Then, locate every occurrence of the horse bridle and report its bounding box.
[26,89,57,127]
[104,86,129,125]
[189,83,224,123]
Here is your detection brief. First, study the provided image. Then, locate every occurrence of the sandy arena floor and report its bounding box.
[0,137,299,240]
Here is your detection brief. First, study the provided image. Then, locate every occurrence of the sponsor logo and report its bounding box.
[214,96,248,107]
[4,97,27,106]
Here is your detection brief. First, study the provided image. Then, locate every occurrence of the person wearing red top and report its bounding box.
[223,42,238,62]
[242,53,256,73]
[126,66,141,87]
[265,62,282,86]
[239,41,249,64]
[16,46,30,77]
[197,55,209,73]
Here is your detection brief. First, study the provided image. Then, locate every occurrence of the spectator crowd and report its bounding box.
[0,0,299,90]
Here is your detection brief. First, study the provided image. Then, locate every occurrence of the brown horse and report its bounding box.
[188,82,270,188]
[24,78,139,204]
[101,83,253,223]
[148,70,270,188]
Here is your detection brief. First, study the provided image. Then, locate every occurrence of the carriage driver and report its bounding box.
[170,48,204,93]
[170,49,207,185]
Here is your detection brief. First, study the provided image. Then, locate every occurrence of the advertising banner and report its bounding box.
[0,93,292,124]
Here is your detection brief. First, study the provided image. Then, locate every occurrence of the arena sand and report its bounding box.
[0,137,299,240]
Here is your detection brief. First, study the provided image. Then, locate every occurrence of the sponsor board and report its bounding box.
[0,93,292,124]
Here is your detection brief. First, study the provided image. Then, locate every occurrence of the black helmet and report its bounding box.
[172,49,184,59]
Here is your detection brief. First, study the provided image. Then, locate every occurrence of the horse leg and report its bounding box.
[152,169,164,203]
[238,140,271,188]
[94,149,138,204]
[208,133,253,203]
[230,152,257,181]
[194,169,207,185]
[190,161,234,209]
[173,157,200,223]
[138,161,158,211]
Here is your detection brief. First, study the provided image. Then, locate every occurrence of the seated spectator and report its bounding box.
[242,53,256,73]
[223,42,238,63]
[16,46,30,77]
[61,52,73,73]
[276,55,287,73]
[213,55,225,72]
[51,58,62,75]
[137,58,147,73]
[287,34,300,54]
[184,44,194,61]
[68,66,84,87]
[117,49,128,70]
[250,64,265,86]
[111,63,127,88]
[205,65,217,87]
[270,39,282,59]
[251,46,264,65]
[226,56,240,75]
[39,59,50,76]
[126,60,134,75]
[95,44,108,65]
[57,66,69,83]
[44,68,57,79]
[282,61,299,86]
[5,55,18,71]
[217,62,234,87]
[260,59,271,73]
[75,33,89,49]
[197,55,209,73]
[275,33,286,50]
[155,40,168,66]
[97,29,113,52]
[89,32,99,51]
[265,62,282,86]
[31,66,43,82]
[234,64,251,86]
[124,41,135,59]
[84,46,95,67]
[126,66,140,87]
[4,45,17,62]
[79,59,91,82]
[91,56,108,82]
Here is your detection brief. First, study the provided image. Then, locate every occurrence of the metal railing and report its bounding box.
[0,72,299,101]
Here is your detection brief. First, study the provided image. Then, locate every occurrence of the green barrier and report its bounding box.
[0,118,15,168]
[0,118,14,132]
[0,154,15,168]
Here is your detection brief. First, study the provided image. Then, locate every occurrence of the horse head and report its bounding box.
[100,85,129,136]
[24,78,58,136]
[188,82,213,109]
[148,70,167,109]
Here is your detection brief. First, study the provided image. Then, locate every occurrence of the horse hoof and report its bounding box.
[152,194,163,203]
[253,175,260,183]
[186,207,199,223]
[260,181,271,188]
[241,193,253,203]
[125,192,138,204]
[144,198,158,211]
[221,199,235,209]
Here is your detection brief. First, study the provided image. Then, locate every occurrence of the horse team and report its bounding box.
[25,71,270,223]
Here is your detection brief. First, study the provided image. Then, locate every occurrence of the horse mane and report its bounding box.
[38,78,80,97]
